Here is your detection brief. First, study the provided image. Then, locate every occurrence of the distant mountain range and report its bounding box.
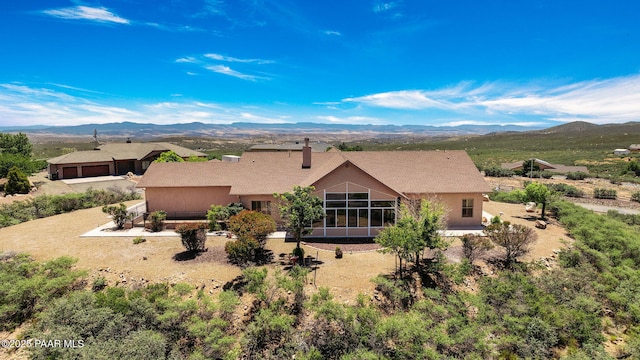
[0,121,543,139]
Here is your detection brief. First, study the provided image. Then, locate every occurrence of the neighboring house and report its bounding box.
[136,139,491,237]
[501,158,589,174]
[47,142,206,180]
[629,144,640,152]
[614,149,631,156]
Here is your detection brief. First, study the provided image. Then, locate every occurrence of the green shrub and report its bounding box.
[148,210,166,232]
[593,188,617,199]
[484,166,515,177]
[4,166,31,195]
[549,183,585,198]
[566,171,589,180]
[132,236,146,245]
[207,205,230,231]
[0,254,85,331]
[102,203,133,229]
[92,276,107,292]
[488,189,526,203]
[176,223,208,252]
[632,192,640,203]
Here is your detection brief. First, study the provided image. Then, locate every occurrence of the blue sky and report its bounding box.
[1,0,640,128]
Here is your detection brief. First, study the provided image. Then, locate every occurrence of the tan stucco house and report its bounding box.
[136,139,491,238]
[47,142,206,180]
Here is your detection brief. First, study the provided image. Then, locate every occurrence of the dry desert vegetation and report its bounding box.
[0,172,581,302]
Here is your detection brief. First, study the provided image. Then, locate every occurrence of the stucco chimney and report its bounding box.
[302,138,311,169]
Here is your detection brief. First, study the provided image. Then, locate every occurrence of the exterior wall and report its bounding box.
[144,186,238,218]
[407,192,485,229]
[239,195,283,223]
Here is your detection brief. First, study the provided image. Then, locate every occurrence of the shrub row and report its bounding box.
[0,188,141,228]
[593,188,617,199]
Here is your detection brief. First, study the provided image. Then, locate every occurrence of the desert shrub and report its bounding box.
[0,254,85,331]
[484,166,515,177]
[488,189,526,203]
[593,188,617,199]
[225,237,260,265]
[566,171,589,180]
[149,210,167,232]
[484,222,537,267]
[132,236,146,244]
[102,203,133,229]
[632,192,640,202]
[92,276,107,292]
[461,233,494,264]
[549,183,585,198]
[175,223,208,252]
[525,170,554,179]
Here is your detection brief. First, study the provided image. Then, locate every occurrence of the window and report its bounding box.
[251,201,271,215]
[462,199,474,218]
[322,191,396,228]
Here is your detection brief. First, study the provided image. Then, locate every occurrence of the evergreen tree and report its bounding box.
[4,166,31,195]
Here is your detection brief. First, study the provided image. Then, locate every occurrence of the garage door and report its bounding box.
[62,167,78,179]
[82,165,110,177]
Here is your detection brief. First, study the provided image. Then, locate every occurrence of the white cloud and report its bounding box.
[373,1,399,13]
[343,75,640,124]
[42,6,129,24]
[323,30,342,36]
[343,90,453,110]
[205,65,263,81]
[204,53,274,64]
[0,83,286,126]
[316,115,385,124]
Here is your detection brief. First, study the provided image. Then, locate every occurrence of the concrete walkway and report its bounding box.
[62,175,127,185]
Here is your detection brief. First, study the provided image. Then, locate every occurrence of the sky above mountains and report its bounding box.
[1,1,640,128]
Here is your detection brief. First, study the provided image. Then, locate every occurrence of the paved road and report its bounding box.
[574,203,640,215]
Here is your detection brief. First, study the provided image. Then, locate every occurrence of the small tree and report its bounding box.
[175,223,208,252]
[484,222,537,267]
[525,182,552,219]
[148,210,166,232]
[274,186,324,249]
[154,150,184,163]
[4,166,31,195]
[461,233,494,264]
[102,203,133,229]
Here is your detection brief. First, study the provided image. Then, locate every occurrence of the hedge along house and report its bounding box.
[136,139,491,237]
[47,142,206,180]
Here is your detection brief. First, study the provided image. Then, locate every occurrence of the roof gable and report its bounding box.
[136,150,491,195]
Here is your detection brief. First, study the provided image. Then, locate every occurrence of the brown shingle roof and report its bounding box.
[137,150,490,195]
[97,142,206,160]
[47,142,206,165]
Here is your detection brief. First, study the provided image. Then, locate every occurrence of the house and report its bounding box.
[47,142,206,180]
[501,158,588,174]
[629,144,640,152]
[614,149,631,156]
[136,139,491,237]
